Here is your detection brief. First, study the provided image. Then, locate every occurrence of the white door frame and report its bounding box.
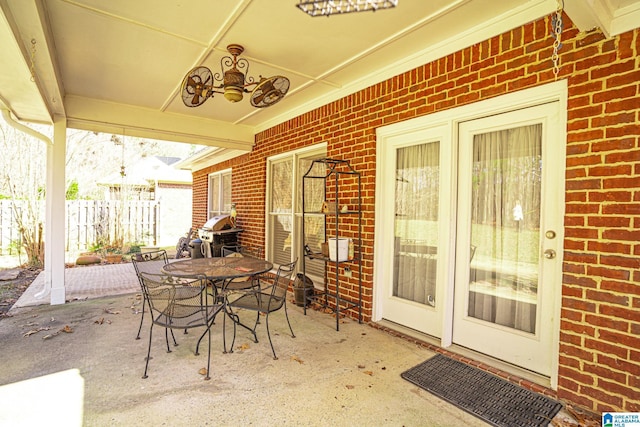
[374,81,567,388]
[373,122,453,337]
[453,103,564,377]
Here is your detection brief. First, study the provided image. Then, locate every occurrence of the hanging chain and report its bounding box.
[551,0,564,80]
[29,39,37,82]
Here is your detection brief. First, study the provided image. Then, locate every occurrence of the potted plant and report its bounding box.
[103,246,123,263]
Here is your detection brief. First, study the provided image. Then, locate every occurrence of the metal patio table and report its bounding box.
[162,256,274,352]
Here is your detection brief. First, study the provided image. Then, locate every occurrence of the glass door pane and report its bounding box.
[468,124,542,334]
[393,141,440,306]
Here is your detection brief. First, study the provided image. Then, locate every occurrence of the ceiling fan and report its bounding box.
[181,44,290,109]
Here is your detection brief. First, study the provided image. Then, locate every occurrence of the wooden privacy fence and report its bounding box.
[0,200,158,255]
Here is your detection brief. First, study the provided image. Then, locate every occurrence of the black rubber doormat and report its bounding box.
[401,354,562,427]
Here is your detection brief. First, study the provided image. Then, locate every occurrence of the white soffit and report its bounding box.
[174,147,249,171]
[0,2,50,122]
[256,0,558,133]
[564,0,640,38]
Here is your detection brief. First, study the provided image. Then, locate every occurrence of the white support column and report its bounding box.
[44,115,67,304]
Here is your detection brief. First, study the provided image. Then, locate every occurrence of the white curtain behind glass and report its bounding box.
[270,159,293,265]
[208,174,219,218]
[469,124,542,333]
[393,142,440,306]
[222,173,232,212]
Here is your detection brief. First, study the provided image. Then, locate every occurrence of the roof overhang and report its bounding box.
[1,0,638,153]
[564,0,640,38]
[174,147,249,171]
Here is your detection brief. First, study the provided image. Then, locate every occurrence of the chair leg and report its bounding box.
[283,303,296,338]
[196,314,218,355]
[264,306,295,361]
[252,312,260,342]
[265,313,277,360]
[170,329,179,347]
[204,326,212,381]
[165,328,172,353]
[142,323,154,379]
[226,307,258,345]
[227,309,238,354]
[222,307,234,353]
[136,296,146,340]
[223,309,228,353]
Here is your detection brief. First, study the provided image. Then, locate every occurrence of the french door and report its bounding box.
[452,104,564,376]
[375,124,452,338]
[375,89,565,377]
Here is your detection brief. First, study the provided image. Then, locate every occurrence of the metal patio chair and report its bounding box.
[227,259,297,359]
[218,245,265,293]
[138,272,223,380]
[221,244,264,259]
[131,249,169,340]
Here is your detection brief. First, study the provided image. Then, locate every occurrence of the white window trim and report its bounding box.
[207,168,231,218]
[265,143,327,265]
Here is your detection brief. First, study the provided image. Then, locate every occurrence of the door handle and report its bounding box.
[544,249,556,259]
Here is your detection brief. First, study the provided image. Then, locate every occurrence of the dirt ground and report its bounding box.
[0,268,42,319]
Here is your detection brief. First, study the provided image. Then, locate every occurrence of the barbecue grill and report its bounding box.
[197,215,242,257]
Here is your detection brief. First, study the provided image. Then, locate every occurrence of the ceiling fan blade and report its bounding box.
[181,66,213,107]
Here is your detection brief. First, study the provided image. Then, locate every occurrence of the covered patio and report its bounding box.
[2,0,635,306]
[2,0,639,420]
[1,265,490,426]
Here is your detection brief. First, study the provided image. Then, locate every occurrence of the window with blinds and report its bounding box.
[267,145,326,278]
[208,169,232,218]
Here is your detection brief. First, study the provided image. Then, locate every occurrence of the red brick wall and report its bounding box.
[191,152,272,250]
[192,171,208,229]
[559,24,640,413]
[192,14,640,413]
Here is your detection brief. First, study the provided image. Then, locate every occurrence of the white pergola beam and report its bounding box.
[64,95,255,149]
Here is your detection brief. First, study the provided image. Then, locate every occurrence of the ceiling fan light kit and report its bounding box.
[297,0,398,17]
[181,44,290,109]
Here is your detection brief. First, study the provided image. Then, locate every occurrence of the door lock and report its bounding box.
[544,249,556,259]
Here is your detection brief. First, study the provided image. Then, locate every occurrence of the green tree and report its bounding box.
[66,180,79,200]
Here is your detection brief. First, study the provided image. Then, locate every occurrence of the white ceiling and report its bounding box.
[1,0,639,152]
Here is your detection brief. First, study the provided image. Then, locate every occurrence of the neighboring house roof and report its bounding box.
[174,146,246,171]
[98,156,193,187]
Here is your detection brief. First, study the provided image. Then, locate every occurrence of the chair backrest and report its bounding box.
[271,259,297,303]
[138,272,214,328]
[221,245,243,257]
[221,244,264,259]
[131,250,169,278]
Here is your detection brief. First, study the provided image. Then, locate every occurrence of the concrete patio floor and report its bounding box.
[0,263,568,426]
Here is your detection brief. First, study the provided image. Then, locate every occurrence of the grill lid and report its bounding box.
[201,214,233,231]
